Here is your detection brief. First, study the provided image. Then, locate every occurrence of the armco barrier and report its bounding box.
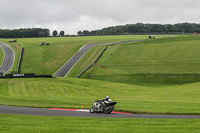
[0,73,52,78]
[24,73,35,76]
[76,39,147,78]
[17,47,24,74]
[5,74,13,78]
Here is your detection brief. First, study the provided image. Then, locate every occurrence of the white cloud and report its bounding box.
[0,0,200,34]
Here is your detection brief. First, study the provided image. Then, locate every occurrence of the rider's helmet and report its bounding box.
[105,96,109,100]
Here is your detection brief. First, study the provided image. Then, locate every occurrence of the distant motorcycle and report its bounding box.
[89,96,117,114]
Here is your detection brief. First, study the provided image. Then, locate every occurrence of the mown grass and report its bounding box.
[1,78,200,115]
[1,114,200,133]
[67,45,107,77]
[0,41,22,74]
[0,46,4,68]
[80,35,200,84]
[67,35,168,78]
[1,36,149,75]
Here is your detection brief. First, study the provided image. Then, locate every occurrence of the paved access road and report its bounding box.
[1,105,200,119]
[0,42,14,74]
[53,42,112,77]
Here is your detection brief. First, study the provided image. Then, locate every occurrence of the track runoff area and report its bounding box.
[0,105,200,119]
[48,108,200,119]
[50,108,132,114]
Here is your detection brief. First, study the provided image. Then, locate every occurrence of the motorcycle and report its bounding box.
[89,99,117,114]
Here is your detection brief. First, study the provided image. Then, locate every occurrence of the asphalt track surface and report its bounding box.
[1,105,200,119]
[0,42,14,74]
[53,42,112,77]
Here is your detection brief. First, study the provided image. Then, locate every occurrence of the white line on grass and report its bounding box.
[52,46,86,77]
[5,43,15,74]
[0,42,15,74]
[63,47,92,77]
[0,43,5,70]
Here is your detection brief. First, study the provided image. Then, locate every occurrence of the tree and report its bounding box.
[53,30,58,37]
[38,31,46,37]
[82,30,90,36]
[0,28,50,38]
[59,31,65,37]
[77,31,82,36]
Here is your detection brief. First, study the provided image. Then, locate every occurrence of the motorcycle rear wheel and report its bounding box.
[104,106,113,114]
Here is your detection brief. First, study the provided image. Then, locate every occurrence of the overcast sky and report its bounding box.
[0,0,200,34]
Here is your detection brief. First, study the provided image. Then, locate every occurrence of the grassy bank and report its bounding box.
[67,45,107,77]
[80,35,200,84]
[1,114,200,133]
[67,35,167,78]
[83,74,200,85]
[7,43,22,74]
[0,42,22,74]
[1,36,149,75]
[1,78,200,115]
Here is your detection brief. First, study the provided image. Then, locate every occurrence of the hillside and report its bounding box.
[1,35,200,115]
[80,35,200,84]
[0,36,148,75]
[1,77,200,115]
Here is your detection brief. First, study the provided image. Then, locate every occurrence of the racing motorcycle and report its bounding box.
[89,98,117,114]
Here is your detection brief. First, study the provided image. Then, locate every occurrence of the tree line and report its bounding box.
[0,28,50,38]
[77,23,200,36]
[52,30,65,37]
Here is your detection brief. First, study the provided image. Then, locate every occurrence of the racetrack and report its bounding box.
[1,39,200,119]
[1,105,200,119]
[0,42,14,74]
[53,42,112,77]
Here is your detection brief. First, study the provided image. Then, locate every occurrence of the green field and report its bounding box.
[80,36,200,84]
[67,45,107,77]
[0,36,150,75]
[1,114,200,133]
[67,36,168,78]
[1,78,200,115]
[0,35,200,115]
[1,35,200,132]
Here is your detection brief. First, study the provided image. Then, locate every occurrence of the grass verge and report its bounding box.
[1,78,200,115]
[80,35,200,84]
[82,74,200,85]
[0,41,22,74]
[1,114,200,133]
[67,45,107,77]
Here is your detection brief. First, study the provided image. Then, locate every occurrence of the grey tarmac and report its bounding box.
[1,105,200,119]
[0,42,14,74]
[53,42,112,77]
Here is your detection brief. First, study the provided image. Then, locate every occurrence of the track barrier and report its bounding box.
[76,39,147,78]
[0,73,52,78]
[17,47,24,74]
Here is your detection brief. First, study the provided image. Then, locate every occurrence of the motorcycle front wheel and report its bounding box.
[104,106,113,114]
[89,106,95,113]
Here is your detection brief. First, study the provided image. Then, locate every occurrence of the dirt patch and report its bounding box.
[10,43,20,51]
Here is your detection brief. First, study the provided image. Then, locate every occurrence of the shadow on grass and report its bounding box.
[83,73,200,86]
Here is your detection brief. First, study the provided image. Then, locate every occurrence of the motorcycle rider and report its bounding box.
[103,96,112,102]
[90,96,117,114]
[95,96,112,109]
